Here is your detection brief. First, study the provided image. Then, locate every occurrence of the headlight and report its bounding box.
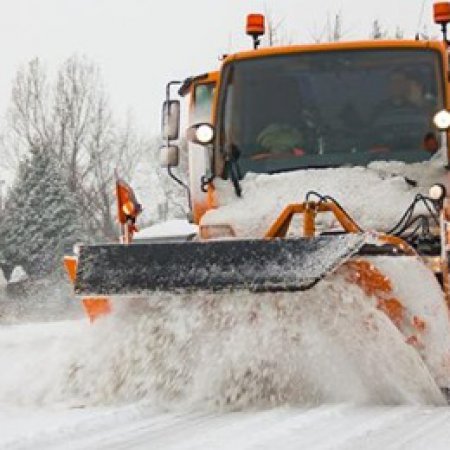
[429,183,447,202]
[187,123,215,145]
[433,110,450,131]
[196,124,215,144]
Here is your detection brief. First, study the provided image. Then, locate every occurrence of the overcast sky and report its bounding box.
[0,0,440,132]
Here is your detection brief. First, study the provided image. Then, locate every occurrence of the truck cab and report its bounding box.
[160,13,450,235]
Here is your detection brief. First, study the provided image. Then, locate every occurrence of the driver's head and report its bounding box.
[388,70,410,103]
[407,73,425,106]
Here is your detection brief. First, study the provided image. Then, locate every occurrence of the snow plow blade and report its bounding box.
[74,234,366,296]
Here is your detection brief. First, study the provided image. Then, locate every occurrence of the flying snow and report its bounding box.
[0,271,445,410]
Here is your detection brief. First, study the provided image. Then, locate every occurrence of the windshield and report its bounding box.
[220,48,445,175]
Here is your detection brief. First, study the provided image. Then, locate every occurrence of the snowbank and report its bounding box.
[201,160,447,237]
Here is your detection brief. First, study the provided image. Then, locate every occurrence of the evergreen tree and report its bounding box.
[0,148,83,277]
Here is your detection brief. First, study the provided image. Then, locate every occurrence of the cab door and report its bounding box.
[187,72,218,223]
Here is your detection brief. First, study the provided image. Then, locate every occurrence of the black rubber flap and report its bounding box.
[74,234,366,296]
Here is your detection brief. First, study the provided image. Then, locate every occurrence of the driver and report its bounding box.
[257,124,305,158]
[370,70,429,151]
[252,77,317,159]
[372,70,421,119]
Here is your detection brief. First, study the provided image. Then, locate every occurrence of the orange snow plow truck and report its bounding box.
[66,3,450,394]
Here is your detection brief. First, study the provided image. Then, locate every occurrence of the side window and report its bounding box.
[191,83,215,123]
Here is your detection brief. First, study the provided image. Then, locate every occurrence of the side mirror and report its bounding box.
[162,100,180,141]
[186,122,215,145]
[160,145,179,168]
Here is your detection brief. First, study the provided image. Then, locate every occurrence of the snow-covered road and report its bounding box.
[3,403,450,449]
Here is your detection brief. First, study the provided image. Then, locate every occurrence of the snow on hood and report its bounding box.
[134,219,198,240]
[201,160,448,238]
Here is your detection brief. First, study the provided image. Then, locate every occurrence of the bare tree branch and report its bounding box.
[2,55,145,240]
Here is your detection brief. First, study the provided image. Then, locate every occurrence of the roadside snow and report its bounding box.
[0,321,87,406]
[0,268,7,288]
[201,160,447,237]
[9,266,28,284]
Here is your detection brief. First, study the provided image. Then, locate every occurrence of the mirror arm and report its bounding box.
[167,166,192,211]
[166,81,183,103]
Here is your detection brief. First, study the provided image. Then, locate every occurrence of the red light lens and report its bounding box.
[246,14,265,36]
[434,2,450,24]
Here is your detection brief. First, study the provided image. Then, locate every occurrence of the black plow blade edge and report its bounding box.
[74,234,366,296]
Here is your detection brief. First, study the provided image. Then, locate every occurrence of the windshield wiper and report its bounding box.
[268,164,340,175]
[225,143,243,197]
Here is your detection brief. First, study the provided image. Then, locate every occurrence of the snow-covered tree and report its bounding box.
[0,148,82,277]
[2,56,144,240]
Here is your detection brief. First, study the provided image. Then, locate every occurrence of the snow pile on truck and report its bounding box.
[201,160,447,237]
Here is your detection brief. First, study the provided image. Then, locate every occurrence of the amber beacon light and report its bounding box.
[246,14,265,49]
[434,2,450,42]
